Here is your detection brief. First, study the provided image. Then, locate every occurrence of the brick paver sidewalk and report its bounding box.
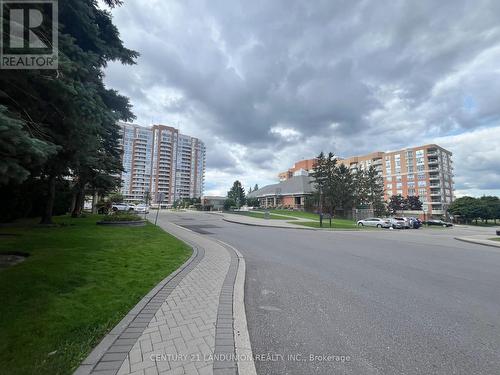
[75,220,242,375]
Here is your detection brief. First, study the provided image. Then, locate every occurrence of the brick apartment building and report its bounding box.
[118,122,206,204]
[275,144,454,216]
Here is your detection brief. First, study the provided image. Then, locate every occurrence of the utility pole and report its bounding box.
[319,187,323,228]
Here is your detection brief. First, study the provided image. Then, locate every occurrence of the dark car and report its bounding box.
[409,217,422,229]
[424,220,453,227]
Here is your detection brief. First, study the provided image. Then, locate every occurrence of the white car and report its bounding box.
[357,218,391,228]
[134,204,149,214]
[111,203,135,212]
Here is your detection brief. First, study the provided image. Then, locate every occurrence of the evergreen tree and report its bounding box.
[227,181,246,208]
[0,106,57,184]
[406,195,423,211]
[0,0,138,223]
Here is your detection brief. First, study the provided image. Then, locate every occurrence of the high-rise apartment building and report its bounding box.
[278,144,454,216]
[118,122,205,204]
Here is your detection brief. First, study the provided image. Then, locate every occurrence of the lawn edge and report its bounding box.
[221,217,316,230]
[73,234,202,375]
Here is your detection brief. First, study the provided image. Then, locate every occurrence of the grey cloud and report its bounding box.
[104,0,500,195]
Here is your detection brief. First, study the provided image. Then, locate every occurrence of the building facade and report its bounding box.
[277,144,454,216]
[119,122,206,204]
[247,175,315,209]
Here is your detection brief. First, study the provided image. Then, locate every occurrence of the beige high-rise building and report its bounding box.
[278,144,454,216]
[118,122,205,204]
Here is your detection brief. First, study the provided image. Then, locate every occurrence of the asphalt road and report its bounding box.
[159,212,500,375]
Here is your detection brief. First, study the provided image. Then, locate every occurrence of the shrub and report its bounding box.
[101,212,142,222]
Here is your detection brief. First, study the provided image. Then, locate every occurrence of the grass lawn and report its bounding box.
[0,215,191,375]
[268,209,320,220]
[469,222,500,227]
[489,238,500,242]
[233,211,297,220]
[290,219,361,230]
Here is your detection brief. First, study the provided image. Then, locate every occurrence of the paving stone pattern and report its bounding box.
[114,233,235,375]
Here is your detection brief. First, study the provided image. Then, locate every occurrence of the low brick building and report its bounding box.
[247,175,315,209]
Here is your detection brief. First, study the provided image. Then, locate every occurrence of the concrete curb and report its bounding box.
[169,221,256,374]
[222,217,374,233]
[455,237,500,248]
[222,217,317,231]
[73,240,203,375]
[216,240,258,375]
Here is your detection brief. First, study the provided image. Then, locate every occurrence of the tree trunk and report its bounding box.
[40,175,56,225]
[69,190,77,214]
[92,190,98,214]
[71,185,85,217]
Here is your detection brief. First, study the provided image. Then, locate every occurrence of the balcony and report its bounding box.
[427,158,438,165]
[429,174,440,180]
[427,151,438,157]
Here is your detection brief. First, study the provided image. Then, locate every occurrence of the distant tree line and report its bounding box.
[449,196,500,224]
[173,198,201,209]
[387,195,423,215]
[0,0,138,223]
[310,152,386,217]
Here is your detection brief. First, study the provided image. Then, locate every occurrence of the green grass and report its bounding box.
[469,222,500,227]
[233,211,297,220]
[489,237,500,242]
[0,215,191,375]
[290,219,361,230]
[268,209,320,220]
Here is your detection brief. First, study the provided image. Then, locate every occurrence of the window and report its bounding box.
[408,188,416,195]
[418,188,426,197]
[418,173,426,180]
[418,181,426,187]
[407,166,414,173]
[407,174,414,180]
[396,183,402,188]
[408,181,415,187]
[396,175,402,182]
[387,184,393,189]
[417,165,425,171]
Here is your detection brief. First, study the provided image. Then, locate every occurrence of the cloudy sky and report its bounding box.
[103,0,500,197]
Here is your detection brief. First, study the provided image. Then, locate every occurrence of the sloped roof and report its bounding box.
[248,175,315,198]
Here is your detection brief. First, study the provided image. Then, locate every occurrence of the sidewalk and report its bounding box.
[75,218,255,375]
[217,212,316,230]
[455,234,500,249]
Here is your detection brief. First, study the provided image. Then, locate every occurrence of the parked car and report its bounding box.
[394,217,411,229]
[408,217,422,229]
[357,218,391,228]
[134,204,149,214]
[111,203,135,212]
[423,220,453,227]
[388,217,406,229]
